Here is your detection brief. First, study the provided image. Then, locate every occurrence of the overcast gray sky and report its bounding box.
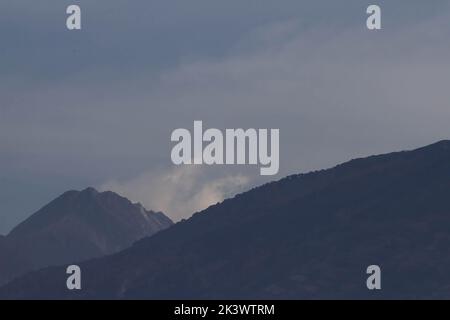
[1,1,450,234]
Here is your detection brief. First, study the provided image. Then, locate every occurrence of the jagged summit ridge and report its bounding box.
[0,188,173,286]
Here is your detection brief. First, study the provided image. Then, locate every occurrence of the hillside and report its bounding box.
[1,141,450,299]
[0,188,173,286]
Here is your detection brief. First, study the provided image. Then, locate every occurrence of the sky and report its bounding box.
[1,0,450,234]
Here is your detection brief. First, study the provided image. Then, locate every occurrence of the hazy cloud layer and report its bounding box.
[1,1,450,232]
[100,166,250,222]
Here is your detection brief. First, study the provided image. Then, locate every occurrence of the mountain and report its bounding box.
[0,232,33,288]
[0,236,31,288]
[2,141,450,299]
[0,188,173,286]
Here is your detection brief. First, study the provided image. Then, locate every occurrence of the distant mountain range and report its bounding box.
[2,140,450,299]
[0,188,173,286]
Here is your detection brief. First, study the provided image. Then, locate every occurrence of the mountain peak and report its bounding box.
[1,188,173,286]
[9,187,172,239]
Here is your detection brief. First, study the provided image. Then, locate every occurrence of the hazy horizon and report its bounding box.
[2,138,447,236]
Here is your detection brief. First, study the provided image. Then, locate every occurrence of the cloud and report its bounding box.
[99,166,251,221]
[148,10,450,171]
[2,1,450,232]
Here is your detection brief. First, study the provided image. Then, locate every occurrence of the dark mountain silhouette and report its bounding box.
[2,141,450,299]
[0,188,173,286]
